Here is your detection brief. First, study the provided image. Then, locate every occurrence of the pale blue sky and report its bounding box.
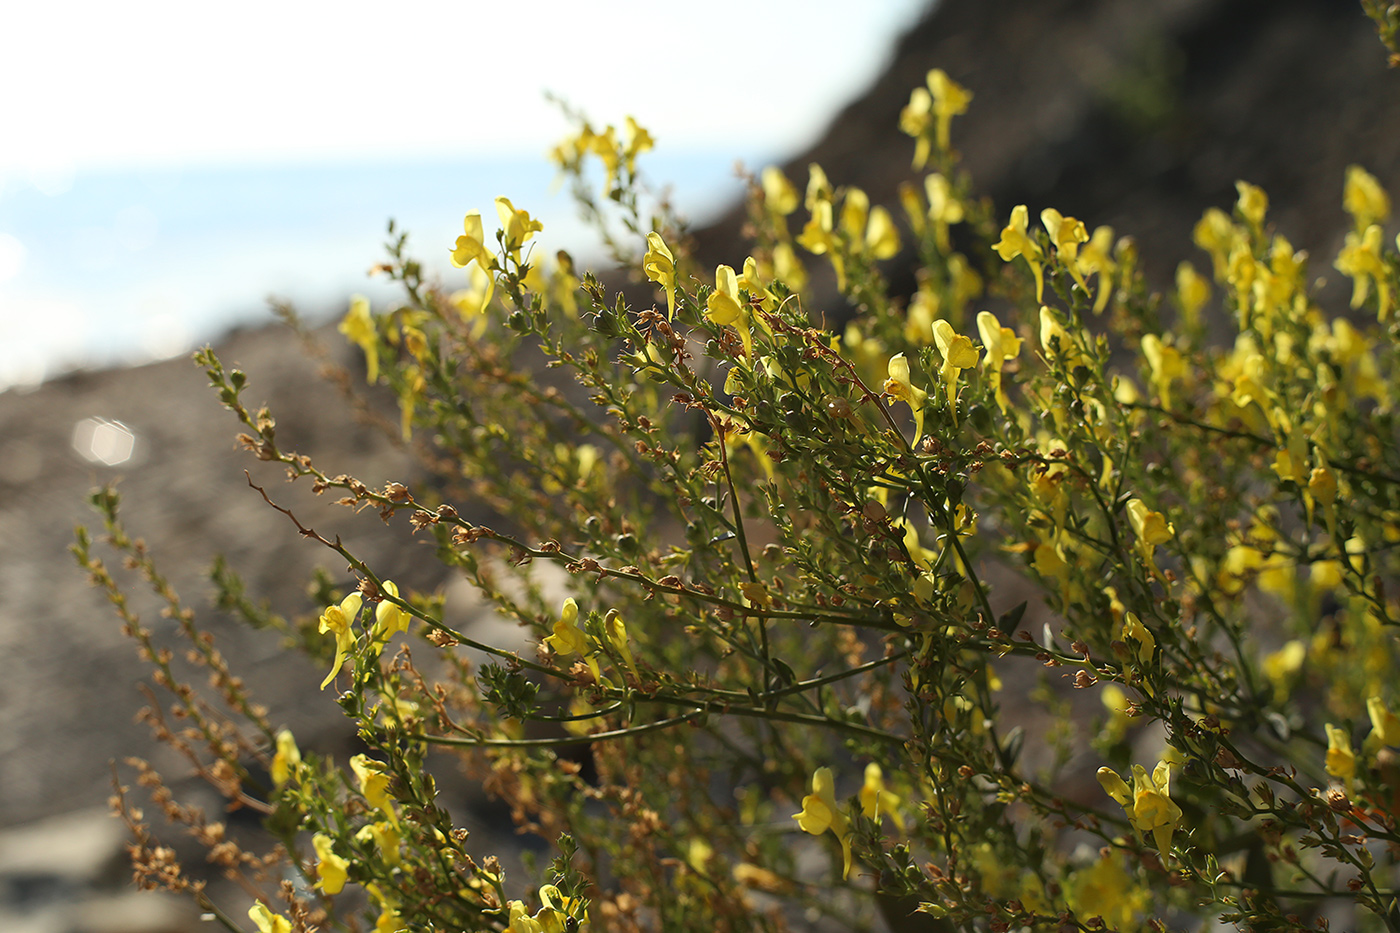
[0,0,930,387]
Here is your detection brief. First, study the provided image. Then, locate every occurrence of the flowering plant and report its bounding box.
[79,28,1400,933]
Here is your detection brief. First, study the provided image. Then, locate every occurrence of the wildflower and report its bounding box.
[1140,334,1187,409]
[1335,224,1391,320]
[706,264,753,357]
[1325,723,1356,792]
[1097,760,1182,859]
[899,85,934,169]
[642,232,676,318]
[357,820,402,868]
[270,728,300,787]
[865,205,901,259]
[1344,164,1391,231]
[927,68,972,154]
[495,197,543,262]
[545,598,588,657]
[621,116,653,174]
[738,256,778,313]
[338,295,379,384]
[761,166,799,215]
[1369,696,1400,746]
[313,832,349,894]
[451,210,493,271]
[351,755,398,826]
[1126,498,1173,561]
[793,767,852,879]
[1235,180,1268,227]
[318,591,363,690]
[1175,260,1211,327]
[924,173,963,252]
[859,763,904,831]
[249,902,292,933]
[932,320,979,424]
[882,352,927,443]
[976,310,1021,413]
[449,264,494,336]
[1193,207,1236,280]
[1120,612,1156,666]
[372,580,411,647]
[993,205,1045,301]
[1076,225,1117,312]
[1040,208,1090,290]
[604,609,639,678]
[507,900,544,933]
[1066,852,1148,929]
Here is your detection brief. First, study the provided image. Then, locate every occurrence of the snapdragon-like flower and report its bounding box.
[372,580,411,647]
[451,211,493,271]
[928,68,972,154]
[545,597,604,683]
[1335,224,1391,320]
[706,264,754,357]
[1076,225,1117,312]
[761,166,800,215]
[932,319,979,424]
[338,295,379,384]
[925,173,963,252]
[313,832,349,894]
[1344,164,1391,231]
[318,591,363,690]
[793,767,852,879]
[270,728,300,787]
[495,197,543,262]
[1126,498,1173,564]
[1325,723,1356,792]
[1041,208,1090,290]
[859,763,904,831]
[1235,180,1268,227]
[351,754,397,822]
[1175,260,1211,327]
[642,232,676,318]
[993,205,1045,302]
[1368,696,1400,747]
[249,902,292,933]
[1140,334,1187,409]
[1097,761,1182,859]
[976,310,1021,413]
[882,352,927,443]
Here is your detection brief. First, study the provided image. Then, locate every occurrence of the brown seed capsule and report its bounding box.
[826,396,853,419]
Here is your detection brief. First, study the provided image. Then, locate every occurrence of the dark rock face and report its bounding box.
[694,0,1398,310]
[2,0,1395,927]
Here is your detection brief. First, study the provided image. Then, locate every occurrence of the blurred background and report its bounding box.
[0,0,928,390]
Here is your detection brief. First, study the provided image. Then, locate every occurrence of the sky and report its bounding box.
[0,0,931,388]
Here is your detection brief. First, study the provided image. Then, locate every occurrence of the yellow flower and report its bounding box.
[1344,164,1391,231]
[1325,723,1356,791]
[507,900,545,933]
[1140,334,1187,409]
[270,728,300,787]
[924,173,963,253]
[313,832,349,894]
[1040,208,1090,290]
[249,902,292,933]
[1066,852,1148,929]
[899,85,933,169]
[1335,224,1391,320]
[858,763,904,831]
[772,241,807,292]
[351,754,397,821]
[761,166,799,215]
[1076,225,1117,313]
[738,256,778,313]
[1099,762,1182,859]
[976,310,1021,413]
[793,767,852,879]
[706,264,753,357]
[1175,260,1211,328]
[865,205,901,259]
[1120,612,1156,666]
[1126,498,1173,557]
[449,263,494,338]
[495,197,543,261]
[372,580,411,646]
[318,591,363,690]
[338,295,379,384]
[993,205,1045,302]
[1369,696,1400,746]
[357,820,402,868]
[882,352,927,443]
[643,232,676,318]
[932,320,978,424]
[604,610,639,678]
[1235,180,1268,227]
[545,597,589,658]
[622,116,653,173]
[451,210,492,271]
[927,68,972,153]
